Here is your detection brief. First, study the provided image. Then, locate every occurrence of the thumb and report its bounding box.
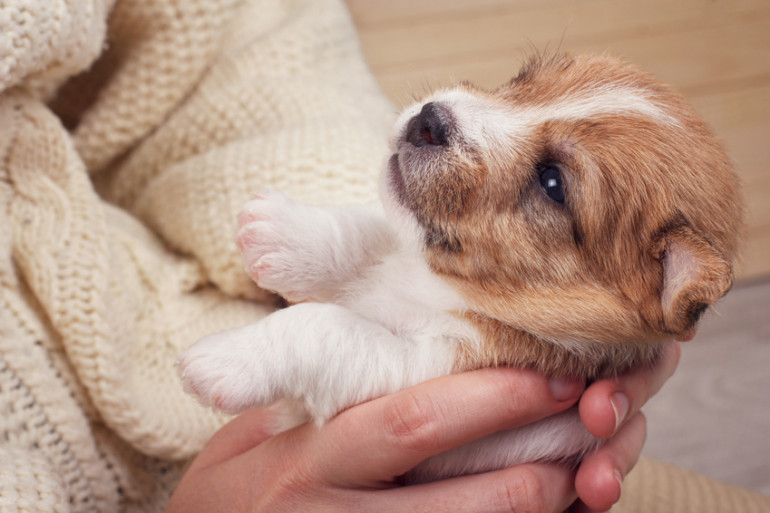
[189,407,279,471]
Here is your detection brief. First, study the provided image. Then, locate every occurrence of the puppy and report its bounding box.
[179,53,743,482]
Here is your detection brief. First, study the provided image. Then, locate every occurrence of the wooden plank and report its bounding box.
[346,0,561,28]
[350,0,768,72]
[365,14,770,105]
[573,19,770,99]
[690,84,770,280]
[742,225,770,280]
[347,0,767,32]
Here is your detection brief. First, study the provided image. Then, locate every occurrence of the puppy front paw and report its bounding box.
[178,331,271,414]
[236,190,325,302]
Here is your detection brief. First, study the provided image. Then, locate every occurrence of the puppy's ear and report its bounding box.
[653,222,733,337]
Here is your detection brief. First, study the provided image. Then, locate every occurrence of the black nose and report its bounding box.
[406,102,449,147]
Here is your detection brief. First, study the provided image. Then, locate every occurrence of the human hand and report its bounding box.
[168,367,584,513]
[167,342,680,513]
[572,341,682,512]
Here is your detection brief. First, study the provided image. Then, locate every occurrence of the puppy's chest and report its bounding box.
[337,251,475,345]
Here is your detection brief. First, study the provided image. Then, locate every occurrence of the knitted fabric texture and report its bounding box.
[0,0,768,512]
[1,0,391,510]
[0,0,114,99]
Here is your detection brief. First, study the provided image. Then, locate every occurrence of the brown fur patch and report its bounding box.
[454,314,664,380]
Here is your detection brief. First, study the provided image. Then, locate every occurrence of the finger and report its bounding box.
[575,412,647,512]
[317,367,585,487]
[369,462,577,513]
[189,407,278,472]
[579,341,679,438]
[565,500,598,513]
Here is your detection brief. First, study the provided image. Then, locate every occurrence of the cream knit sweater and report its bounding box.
[0,1,768,512]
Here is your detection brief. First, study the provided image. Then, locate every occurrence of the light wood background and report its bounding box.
[344,0,770,282]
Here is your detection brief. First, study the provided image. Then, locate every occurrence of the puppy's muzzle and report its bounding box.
[406,102,452,147]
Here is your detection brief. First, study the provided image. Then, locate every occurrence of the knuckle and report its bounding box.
[497,468,548,513]
[382,389,442,455]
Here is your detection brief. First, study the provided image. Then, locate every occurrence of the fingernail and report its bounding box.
[548,378,584,402]
[610,392,630,433]
[613,468,624,502]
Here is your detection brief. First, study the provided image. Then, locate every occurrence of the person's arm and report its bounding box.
[167,343,679,513]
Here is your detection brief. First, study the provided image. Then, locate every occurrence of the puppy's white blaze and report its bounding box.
[533,85,680,127]
[423,86,679,152]
[419,89,520,149]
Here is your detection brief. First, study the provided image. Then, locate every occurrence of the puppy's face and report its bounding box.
[381,54,743,361]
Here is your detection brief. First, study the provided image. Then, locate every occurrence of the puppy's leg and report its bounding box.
[178,302,454,421]
[237,191,395,302]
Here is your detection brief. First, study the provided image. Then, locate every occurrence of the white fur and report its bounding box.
[180,300,459,421]
[406,409,601,483]
[392,86,678,157]
[236,191,395,303]
[182,190,472,422]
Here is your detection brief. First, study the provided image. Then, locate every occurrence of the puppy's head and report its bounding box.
[381,54,744,364]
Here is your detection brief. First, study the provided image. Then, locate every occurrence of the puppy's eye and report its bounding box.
[538,166,565,204]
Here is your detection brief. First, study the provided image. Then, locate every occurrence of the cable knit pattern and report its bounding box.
[1,0,769,512]
[0,447,69,513]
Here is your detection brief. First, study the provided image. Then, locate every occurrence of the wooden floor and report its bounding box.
[344,0,770,282]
